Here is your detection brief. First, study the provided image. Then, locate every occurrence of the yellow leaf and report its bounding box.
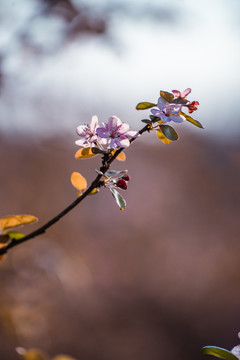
[89,188,99,195]
[111,150,126,162]
[16,347,49,360]
[75,147,97,159]
[156,129,172,144]
[0,215,38,232]
[71,172,87,193]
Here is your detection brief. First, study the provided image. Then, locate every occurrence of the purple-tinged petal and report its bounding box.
[109,138,117,149]
[157,96,169,110]
[170,114,185,123]
[96,127,110,138]
[181,88,191,98]
[108,116,122,130]
[151,109,162,117]
[167,103,182,114]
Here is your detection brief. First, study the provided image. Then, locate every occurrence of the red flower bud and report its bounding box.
[121,174,130,181]
[188,101,199,113]
[116,179,128,190]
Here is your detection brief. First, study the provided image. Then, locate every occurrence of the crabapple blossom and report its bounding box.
[151,96,185,123]
[75,115,106,148]
[97,116,139,149]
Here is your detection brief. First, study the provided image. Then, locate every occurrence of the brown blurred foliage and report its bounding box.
[0,131,240,360]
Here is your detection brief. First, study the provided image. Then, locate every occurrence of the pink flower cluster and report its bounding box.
[76,115,139,150]
[151,88,199,123]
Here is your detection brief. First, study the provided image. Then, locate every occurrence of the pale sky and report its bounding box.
[0,0,239,138]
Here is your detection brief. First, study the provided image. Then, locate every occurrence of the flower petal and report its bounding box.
[96,127,110,138]
[172,90,181,98]
[170,114,185,123]
[118,123,130,134]
[108,116,122,130]
[157,96,168,110]
[116,137,130,148]
[75,139,90,147]
[90,115,98,132]
[76,125,87,136]
[181,88,191,98]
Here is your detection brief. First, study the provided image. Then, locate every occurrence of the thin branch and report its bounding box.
[0,123,150,256]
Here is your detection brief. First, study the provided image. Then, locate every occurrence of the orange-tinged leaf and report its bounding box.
[116,152,126,161]
[0,215,38,232]
[111,150,126,161]
[71,172,87,193]
[160,91,174,103]
[156,129,172,144]
[75,147,97,159]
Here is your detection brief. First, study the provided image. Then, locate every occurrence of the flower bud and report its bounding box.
[116,179,128,190]
[121,174,130,181]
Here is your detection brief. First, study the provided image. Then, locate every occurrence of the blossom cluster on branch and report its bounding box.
[0,88,202,256]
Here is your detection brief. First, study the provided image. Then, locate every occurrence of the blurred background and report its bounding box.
[0,0,240,359]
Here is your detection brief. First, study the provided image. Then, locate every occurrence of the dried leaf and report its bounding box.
[0,215,38,232]
[71,172,87,193]
[75,147,97,159]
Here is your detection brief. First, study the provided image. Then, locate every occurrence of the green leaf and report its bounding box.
[141,119,152,125]
[149,115,161,123]
[110,189,126,210]
[160,125,178,141]
[160,91,174,103]
[156,129,171,144]
[180,111,204,129]
[136,102,157,110]
[201,346,239,360]
[4,232,25,240]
